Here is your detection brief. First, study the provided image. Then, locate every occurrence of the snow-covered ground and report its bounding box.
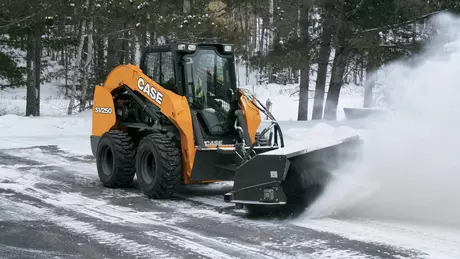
[0,84,70,116]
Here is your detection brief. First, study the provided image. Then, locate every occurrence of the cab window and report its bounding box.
[160,52,177,93]
[143,52,160,82]
[143,51,177,93]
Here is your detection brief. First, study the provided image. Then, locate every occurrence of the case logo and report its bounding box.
[204,140,223,146]
[137,77,163,105]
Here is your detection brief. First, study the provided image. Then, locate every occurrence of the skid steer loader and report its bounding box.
[91,43,361,215]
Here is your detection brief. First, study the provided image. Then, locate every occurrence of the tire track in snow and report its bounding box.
[0,161,183,258]
[146,230,238,259]
[8,181,298,259]
[161,194,420,258]
[0,193,169,259]
[54,216,174,259]
[0,185,177,258]
[146,223,305,259]
[0,165,278,258]
[0,167,316,259]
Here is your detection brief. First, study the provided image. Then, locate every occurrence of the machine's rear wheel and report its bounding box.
[135,132,182,199]
[96,130,136,188]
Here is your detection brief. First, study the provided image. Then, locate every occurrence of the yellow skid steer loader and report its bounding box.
[90,43,361,215]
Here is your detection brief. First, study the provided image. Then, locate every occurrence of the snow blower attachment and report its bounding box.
[90,43,362,216]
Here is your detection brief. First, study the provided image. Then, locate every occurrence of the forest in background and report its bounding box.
[0,0,459,119]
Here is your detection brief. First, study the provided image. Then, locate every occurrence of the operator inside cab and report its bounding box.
[194,69,215,103]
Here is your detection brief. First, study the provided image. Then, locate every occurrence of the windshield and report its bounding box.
[184,49,233,109]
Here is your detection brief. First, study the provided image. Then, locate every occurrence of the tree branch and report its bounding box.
[346,0,365,19]
[0,13,40,29]
[362,9,447,33]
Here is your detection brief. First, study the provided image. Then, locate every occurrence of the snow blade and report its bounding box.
[224,135,362,210]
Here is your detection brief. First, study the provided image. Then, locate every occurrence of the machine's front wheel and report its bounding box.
[135,132,182,199]
[96,130,136,188]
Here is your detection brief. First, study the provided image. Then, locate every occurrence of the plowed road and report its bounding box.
[0,146,431,258]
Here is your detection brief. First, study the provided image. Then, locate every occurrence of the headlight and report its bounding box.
[188,44,197,51]
[178,44,186,50]
[224,45,232,52]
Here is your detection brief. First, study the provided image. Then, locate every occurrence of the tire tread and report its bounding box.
[98,130,136,188]
[137,132,181,198]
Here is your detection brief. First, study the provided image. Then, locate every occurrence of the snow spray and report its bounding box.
[301,12,460,227]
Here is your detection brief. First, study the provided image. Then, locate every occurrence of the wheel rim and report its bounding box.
[101,146,114,176]
[141,151,156,184]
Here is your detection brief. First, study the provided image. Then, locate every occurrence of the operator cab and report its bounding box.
[140,43,240,146]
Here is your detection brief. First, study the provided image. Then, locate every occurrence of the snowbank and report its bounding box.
[0,110,92,154]
[0,84,70,116]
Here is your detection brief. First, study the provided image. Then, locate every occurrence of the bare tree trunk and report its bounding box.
[106,21,119,72]
[26,34,33,113]
[272,0,280,46]
[296,0,311,121]
[132,32,140,66]
[80,3,94,112]
[95,37,105,83]
[363,33,379,107]
[293,69,298,84]
[68,18,86,115]
[297,68,310,120]
[312,6,333,120]
[118,23,129,64]
[245,2,250,85]
[183,0,191,14]
[149,31,156,45]
[26,29,42,116]
[107,33,117,71]
[259,16,266,53]
[140,29,147,50]
[323,2,351,120]
[33,31,41,116]
[324,28,350,120]
[65,48,68,96]
[363,53,376,107]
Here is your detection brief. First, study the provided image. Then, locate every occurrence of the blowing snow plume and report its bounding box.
[302,12,460,227]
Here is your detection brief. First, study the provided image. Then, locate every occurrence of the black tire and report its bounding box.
[135,132,182,199]
[96,130,136,188]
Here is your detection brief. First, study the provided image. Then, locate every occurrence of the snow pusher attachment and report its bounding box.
[224,134,362,215]
[90,42,362,216]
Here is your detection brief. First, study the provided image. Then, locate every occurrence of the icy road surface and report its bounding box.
[1,114,459,259]
[0,145,420,259]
